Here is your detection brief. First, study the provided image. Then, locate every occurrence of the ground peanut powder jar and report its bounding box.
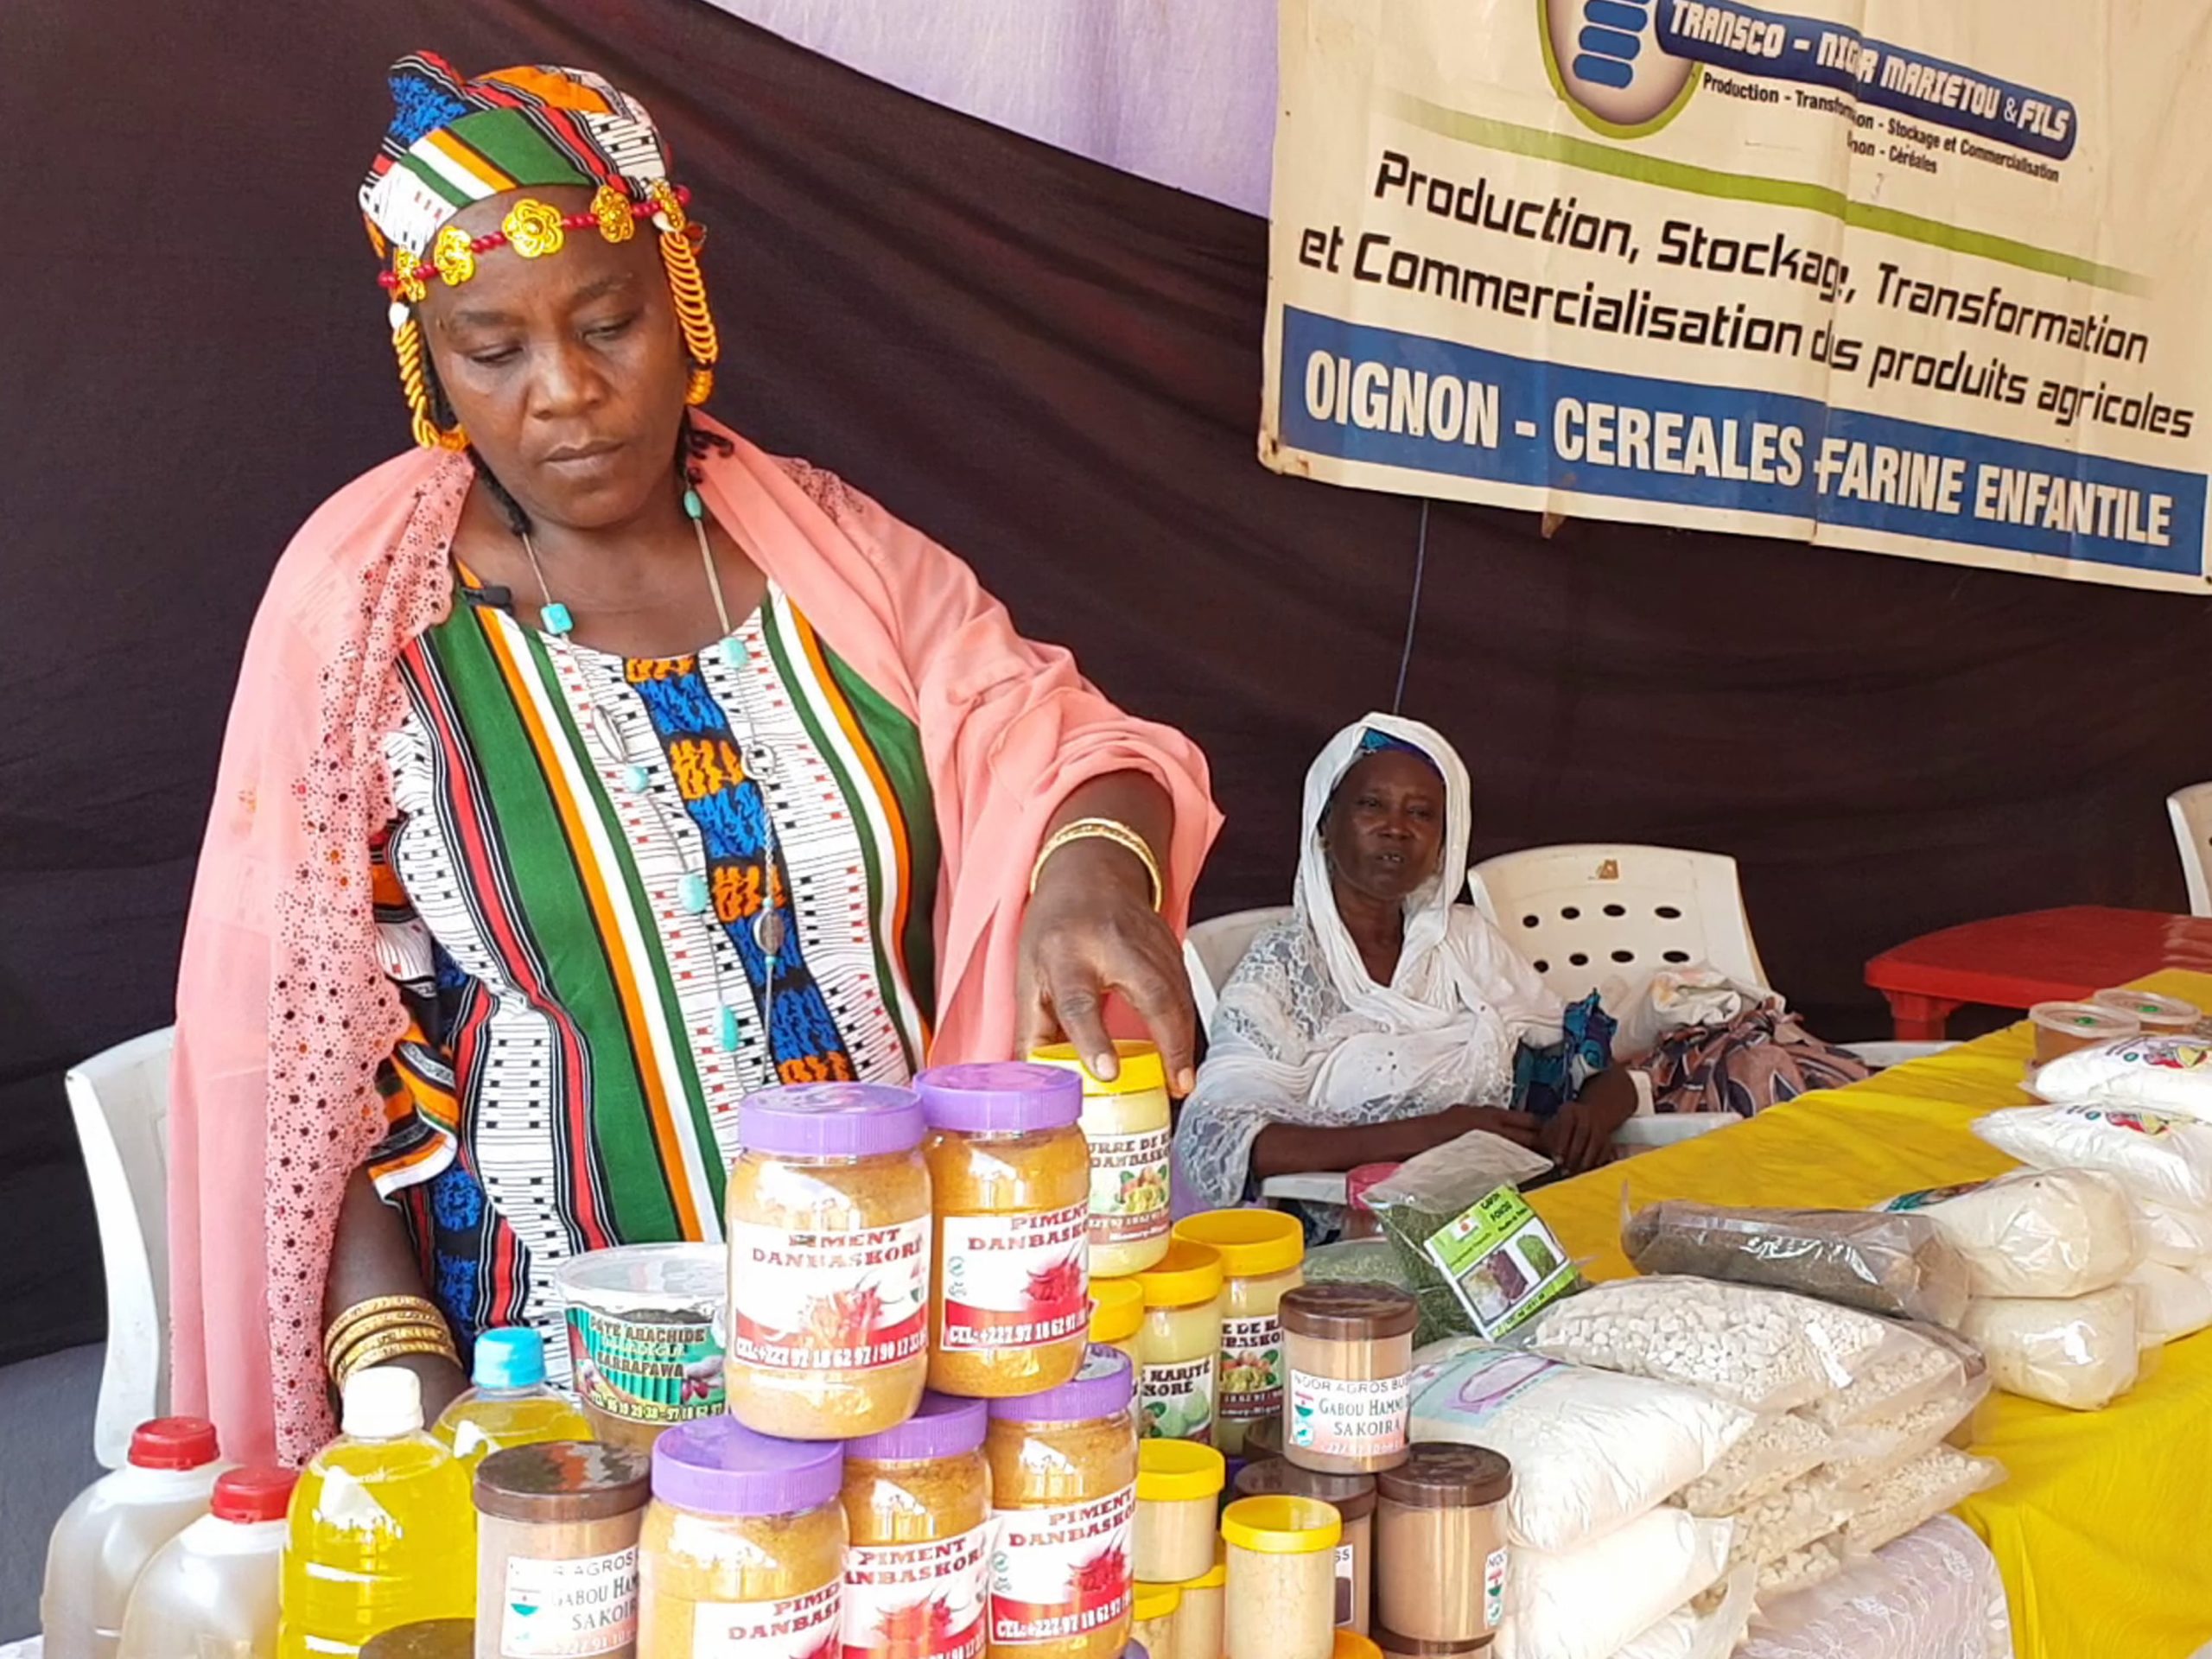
[840,1393,993,1659]
[1033,1042,1173,1278]
[1134,1440,1226,1583]
[637,1416,847,1659]
[1232,1459,1375,1635]
[474,1441,652,1659]
[1278,1287,1417,1475]
[1372,1447,1510,1645]
[918,1063,1093,1398]
[1171,1212,1303,1458]
[1134,1243,1225,1444]
[1221,1496,1340,1659]
[725,1084,931,1440]
[985,1347,1141,1659]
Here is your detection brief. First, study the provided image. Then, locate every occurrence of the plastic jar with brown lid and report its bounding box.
[362,1624,474,1659]
[1232,1459,1376,1634]
[474,1441,652,1659]
[984,1347,1141,1659]
[1369,1629,1487,1659]
[918,1063,1093,1398]
[725,1083,932,1440]
[841,1393,993,1659]
[1278,1286,1418,1474]
[1373,1446,1511,1644]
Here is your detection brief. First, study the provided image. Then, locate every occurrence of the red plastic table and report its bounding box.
[1865,906,2212,1038]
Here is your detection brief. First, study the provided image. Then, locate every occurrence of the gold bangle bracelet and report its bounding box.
[327,1313,450,1375]
[1029,817,1165,912]
[334,1332,459,1390]
[324,1294,443,1357]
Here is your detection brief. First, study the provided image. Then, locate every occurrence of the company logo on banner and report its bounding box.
[1259,0,2212,590]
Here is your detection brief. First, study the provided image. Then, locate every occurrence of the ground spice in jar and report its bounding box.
[1134,1440,1226,1583]
[1134,1243,1226,1444]
[918,1064,1093,1398]
[1172,1212,1303,1458]
[1368,1630,1484,1659]
[725,1084,932,1440]
[1372,1447,1510,1646]
[474,1441,652,1659]
[1221,1496,1341,1659]
[1232,1460,1376,1635]
[1033,1042,1173,1277]
[1278,1287,1418,1475]
[839,1393,993,1659]
[1131,1582,1183,1659]
[636,1416,847,1659]
[1173,1549,1225,1659]
[984,1346,1141,1659]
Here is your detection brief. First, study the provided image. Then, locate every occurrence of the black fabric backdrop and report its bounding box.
[3,0,2209,1364]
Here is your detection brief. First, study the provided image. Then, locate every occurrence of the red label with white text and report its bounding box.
[988,1487,1135,1646]
[692,1580,843,1659]
[727,1217,929,1370]
[841,1526,988,1659]
[939,1205,1090,1351]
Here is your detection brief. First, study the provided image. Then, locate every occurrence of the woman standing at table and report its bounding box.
[168,54,1217,1464]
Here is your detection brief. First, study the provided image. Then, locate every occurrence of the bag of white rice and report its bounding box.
[1407,1337,1751,1551]
[2134,1197,2212,1266]
[1841,1446,2004,1554]
[1878,1169,2139,1297]
[1958,1283,2140,1409]
[2032,1034,2212,1120]
[2125,1260,2212,1346]
[1529,1277,1891,1414]
[1496,1505,1733,1659]
[1679,1412,1832,1515]
[1974,1103,2212,1209]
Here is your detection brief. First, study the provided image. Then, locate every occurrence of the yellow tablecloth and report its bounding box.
[1525,970,2212,1659]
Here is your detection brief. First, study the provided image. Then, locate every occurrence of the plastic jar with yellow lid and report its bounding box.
[1233,1459,1375,1634]
[1090,1278,1145,1369]
[1033,1041,1173,1277]
[1222,1497,1341,1659]
[636,1416,847,1659]
[985,1347,1141,1659]
[840,1393,992,1659]
[1172,1212,1304,1456]
[1175,1548,1226,1659]
[918,1063,1092,1398]
[1133,1243,1225,1443]
[725,1084,931,1440]
[1132,1582,1184,1659]
[1134,1440,1226,1582]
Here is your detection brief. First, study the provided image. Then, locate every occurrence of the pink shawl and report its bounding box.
[169,421,1219,1464]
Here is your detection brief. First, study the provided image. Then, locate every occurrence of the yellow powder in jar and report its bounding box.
[919,1064,1094,1398]
[985,1349,1141,1659]
[840,1395,995,1659]
[635,1419,847,1659]
[724,1084,931,1440]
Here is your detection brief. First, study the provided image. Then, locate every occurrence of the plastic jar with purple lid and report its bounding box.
[841,1394,993,1659]
[918,1062,1093,1399]
[637,1416,847,1656]
[984,1349,1141,1659]
[724,1083,932,1440]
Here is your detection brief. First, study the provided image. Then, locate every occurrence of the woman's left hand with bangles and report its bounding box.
[1017,834,1198,1095]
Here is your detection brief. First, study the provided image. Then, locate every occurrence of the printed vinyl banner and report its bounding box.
[1260,0,2212,590]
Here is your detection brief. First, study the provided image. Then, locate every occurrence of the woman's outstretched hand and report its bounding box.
[1018,834,1198,1094]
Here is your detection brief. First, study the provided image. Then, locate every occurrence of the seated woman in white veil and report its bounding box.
[1174,715,1645,1215]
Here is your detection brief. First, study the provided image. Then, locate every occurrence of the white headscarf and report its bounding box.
[1173,715,1563,1211]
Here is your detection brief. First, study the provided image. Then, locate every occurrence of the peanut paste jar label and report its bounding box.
[564,1306,724,1424]
[727,1217,930,1370]
[988,1487,1136,1646]
[940,1205,1090,1351]
[841,1525,988,1659]
[692,1580,843,1659]
[1086,1128,1170,1248]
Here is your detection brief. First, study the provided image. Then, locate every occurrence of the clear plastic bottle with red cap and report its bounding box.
[41,1415,230,1659]
[118,1465,298,1659]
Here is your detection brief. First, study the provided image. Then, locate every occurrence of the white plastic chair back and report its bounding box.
[1470,843,1768,1006]
[1184,906,1296,1032]
[64,1027,175,1468]
[2169,784,2212,917]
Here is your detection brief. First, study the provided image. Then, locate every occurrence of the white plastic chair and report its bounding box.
[64,1027,175,1468]
[2169,783,2212,917]
[1183,906,1295,1033]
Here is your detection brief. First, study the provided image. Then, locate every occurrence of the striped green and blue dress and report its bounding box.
[368,578,940,1375]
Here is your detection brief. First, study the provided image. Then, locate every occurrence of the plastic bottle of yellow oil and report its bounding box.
[433,1327,593,1471]
[279,1368,474,1656]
